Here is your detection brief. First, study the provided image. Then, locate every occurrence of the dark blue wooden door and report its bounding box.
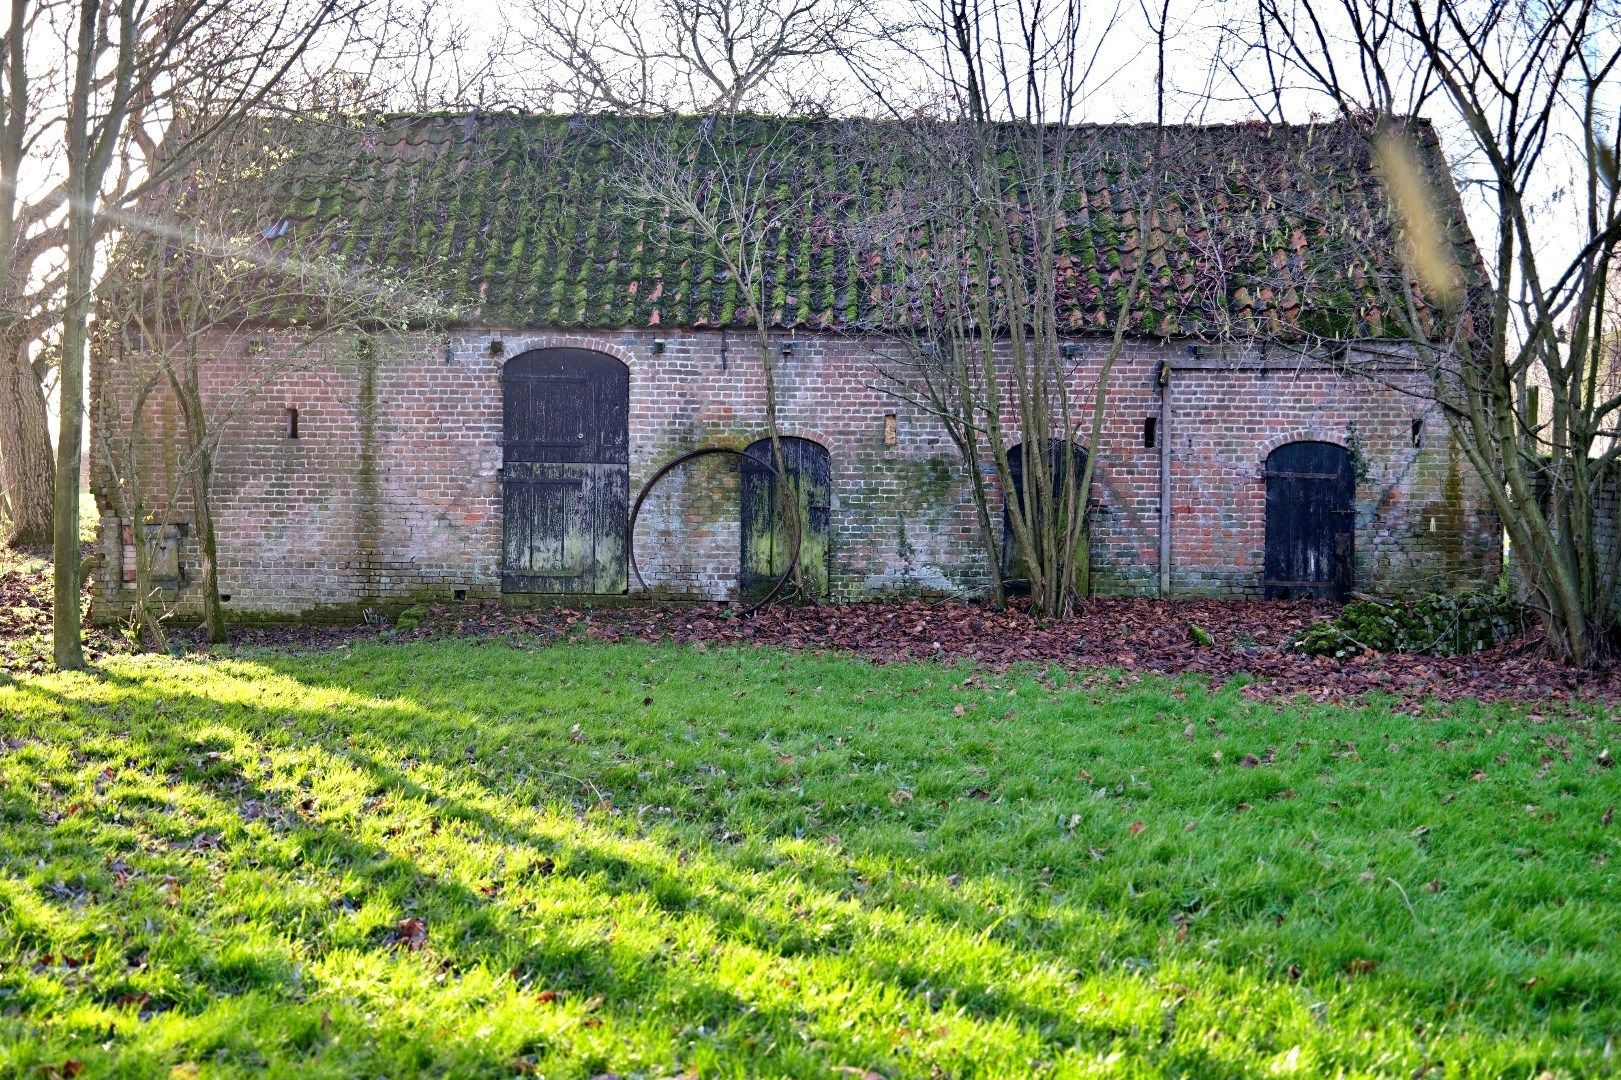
[1263,441,1355,600]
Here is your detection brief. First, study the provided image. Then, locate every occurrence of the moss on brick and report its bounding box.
[888,457,962,513]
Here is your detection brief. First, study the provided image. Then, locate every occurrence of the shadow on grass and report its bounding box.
[0,643,1611,1077]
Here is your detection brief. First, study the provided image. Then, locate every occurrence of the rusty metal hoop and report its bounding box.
[627,445,804,614]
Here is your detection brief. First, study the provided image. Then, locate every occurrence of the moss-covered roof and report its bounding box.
[234,112,1474,339]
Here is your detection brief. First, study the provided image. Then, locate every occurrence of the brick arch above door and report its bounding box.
[491,334,638,371]
[1254,429,1348,480]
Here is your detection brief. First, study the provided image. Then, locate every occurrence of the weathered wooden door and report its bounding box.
[501,348,629,594]
[740,437,830,601]
[1263,441,1355,600]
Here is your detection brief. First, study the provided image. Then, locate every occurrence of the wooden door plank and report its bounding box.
[501,349,629,595]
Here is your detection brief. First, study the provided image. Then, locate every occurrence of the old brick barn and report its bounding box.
[90,113,1500,621]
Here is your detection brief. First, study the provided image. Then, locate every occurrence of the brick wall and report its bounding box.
[89,328,1500,620]
[1168,351,1501,596]
[1596,469,1621,620]
[1526,464,1620,623]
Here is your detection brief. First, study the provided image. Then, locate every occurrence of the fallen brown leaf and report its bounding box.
[393,917,428,951]
[218,596,1621,708]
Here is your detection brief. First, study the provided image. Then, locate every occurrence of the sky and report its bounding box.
[453,0,1262,123]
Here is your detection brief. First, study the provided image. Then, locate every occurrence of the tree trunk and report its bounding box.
[171,364,226,642]
[191,463,225,643]
[53,177,94,669]
[53,225,89,670]
[754,333,808,600]
[0,344,53,547]
[55,0,115,672]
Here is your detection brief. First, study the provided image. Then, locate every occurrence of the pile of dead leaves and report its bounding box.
[589,597,1618,708]
[234,596,1621,709]
[0,553,52,642]
[3,539,1608,706]
[0,548,120,672]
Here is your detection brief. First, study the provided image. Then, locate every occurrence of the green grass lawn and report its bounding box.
[0,639,1616,1078]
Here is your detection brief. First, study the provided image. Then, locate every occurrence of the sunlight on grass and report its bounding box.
[0,640,1616,1077]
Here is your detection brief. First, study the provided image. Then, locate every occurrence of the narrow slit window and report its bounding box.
[1143,416,1157,449]
[284,407,299,439]
[1411,417,1424,448]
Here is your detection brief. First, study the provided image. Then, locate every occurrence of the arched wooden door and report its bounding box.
[740,437,831,601]
[1001,440,1087,585]
[501,348,629,594]
[1263,441,1355,600]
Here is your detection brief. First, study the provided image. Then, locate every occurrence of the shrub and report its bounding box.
[394,604,429,631]
[1291,591,1527,659]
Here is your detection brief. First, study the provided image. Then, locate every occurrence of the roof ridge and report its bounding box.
[357,109,1429,137]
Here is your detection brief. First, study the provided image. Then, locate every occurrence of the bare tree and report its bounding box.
[0,0,497,656]
[1246,0,1621,664]
[95,118,459,645]
[519,0,877,114]
[850,0,1160,618]
[52,0,362,669]
[618,115,823,599]
[0,0,75,549]
[306,0,516,111]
